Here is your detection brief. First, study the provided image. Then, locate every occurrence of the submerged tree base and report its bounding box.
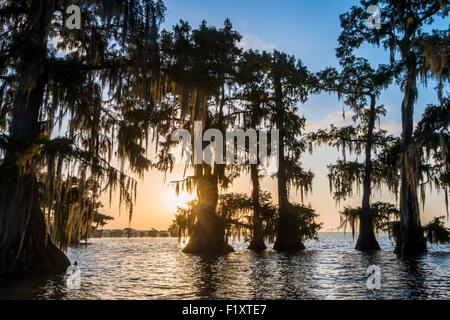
[1,240,70,276]
[0,208,71,276]
[273,234,306,252]
[16,239,71,276]
[182,208,234,255]
[182,239,234,255]
[248,239,267,251]
[0,217,70,276]
[0,168,70,276]
[355,234,381,252]
[272,205,310,252]
[355,225,381,251]
[394,233,428,257]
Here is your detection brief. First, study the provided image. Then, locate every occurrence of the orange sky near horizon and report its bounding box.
[101,142,449,231]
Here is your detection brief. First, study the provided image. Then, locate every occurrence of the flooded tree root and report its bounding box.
[248,239,267,251]
[182,210,234,255]
[0,172,70,276]
[355,229,381,251]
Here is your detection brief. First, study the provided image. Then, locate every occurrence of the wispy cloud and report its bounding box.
[238,34,276,52]
[305,110,403,136]
[305,111,353,132]
[379,121,402,135]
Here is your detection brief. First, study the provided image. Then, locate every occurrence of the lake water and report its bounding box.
[1,233,450,300]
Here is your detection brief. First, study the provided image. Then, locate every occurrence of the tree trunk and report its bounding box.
[0,0,70,275]
[248,101,266,251]
[0,169,70,275]
[272,76,304,252]
[248,164,267,251]
[394,52,427,256]
[273,155,304,251]
[356,95,380,251]
[183,165,233,254]
[183,87,233,255]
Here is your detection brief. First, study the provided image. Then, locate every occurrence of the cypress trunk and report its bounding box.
[182,165,233,254]
[355,95,381,251]
[0,0,70,275]
[248,164,267,251]
[273,155,305,251]
[394,52,427,256]
[183,89,233,255]
[0,169,70,275]
[273,76,304,252]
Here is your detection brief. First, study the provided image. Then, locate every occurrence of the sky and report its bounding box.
[103,0,449,231]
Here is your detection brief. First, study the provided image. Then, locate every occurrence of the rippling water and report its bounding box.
[1,233,449,300]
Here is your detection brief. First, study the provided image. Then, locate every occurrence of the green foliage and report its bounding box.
[218,193,253,240]
[311,57,398,202]
[1,0,445,256]
[218,192,277,242]
[339,202,400,239]
[389,216,450,245]
[415,101,450,213]
[327,160,365,201]
[170,200,197,238]
[156,28,317,243]
[93,212,114,228]
[423,216,450,244]
[316,56,394,110]
[337,0,448,63]
[167,223,179,238]
[38,174,113,247]
[265,51,314,203]
[336,0,449,215]
[168,191,321,245]
[290,203,322,242]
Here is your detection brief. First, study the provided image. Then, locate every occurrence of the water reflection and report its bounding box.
[248,252,274,299]
[192,256,221,299]
[275,252,315,299]
[0,274,67,300]
[398,257,428,299]
[0,234,449,300]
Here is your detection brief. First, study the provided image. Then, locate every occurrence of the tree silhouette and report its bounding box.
[235,50,271,251]
[339,203,399,240]
[0,0,165,274]
[155,19,242,254]
[337,0,448,255]
[423,216,450,244]
[264,51,314,251]
[313,56,396,250]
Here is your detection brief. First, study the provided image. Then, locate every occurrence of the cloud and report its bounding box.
[238,34,276,52]
[379,121,402,135]
[305,110,403,136]
[305,111,354,132]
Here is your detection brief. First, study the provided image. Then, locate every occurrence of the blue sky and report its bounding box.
[161,0,446,126]
[106,0,449,231]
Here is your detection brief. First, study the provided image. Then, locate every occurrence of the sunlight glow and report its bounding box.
[168,189,196,210]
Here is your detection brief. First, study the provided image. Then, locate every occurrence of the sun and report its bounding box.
[168,189,196,210]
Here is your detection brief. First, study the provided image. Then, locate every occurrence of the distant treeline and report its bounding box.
[91,228,173,238]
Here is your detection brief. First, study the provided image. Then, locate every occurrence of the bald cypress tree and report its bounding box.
[337,0,448,255]
[313,56,395,251]
[155,20,241,254]
[265,51,314,252]
[0,0,165,275]
[235,50,271,251]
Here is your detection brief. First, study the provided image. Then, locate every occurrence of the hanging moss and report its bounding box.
[0,1,167,260]
[339,202,400,239]
[423,216,450,245]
